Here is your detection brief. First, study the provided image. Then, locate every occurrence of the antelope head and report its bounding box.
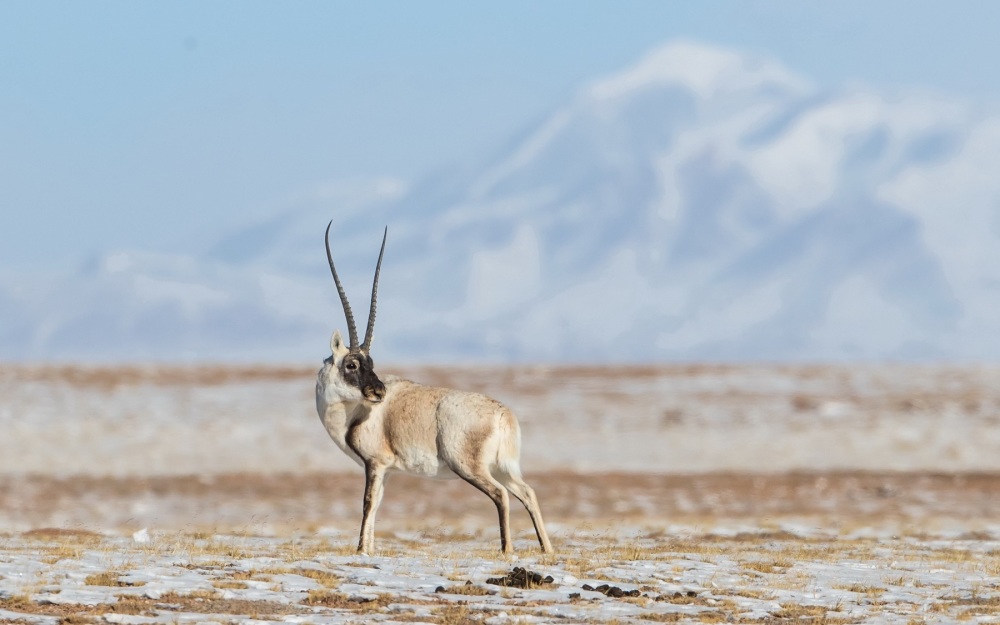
[321,222,387,405]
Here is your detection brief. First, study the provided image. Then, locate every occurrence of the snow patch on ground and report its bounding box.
[1,526,998,624]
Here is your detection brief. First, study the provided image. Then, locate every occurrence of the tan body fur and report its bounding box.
[316,331,553,554]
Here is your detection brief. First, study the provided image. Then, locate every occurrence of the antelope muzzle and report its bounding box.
[362,378,386,403]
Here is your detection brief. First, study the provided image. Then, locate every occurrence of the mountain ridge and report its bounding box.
[6,40,1000,362]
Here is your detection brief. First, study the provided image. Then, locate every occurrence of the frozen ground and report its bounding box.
[2,523,1000,624]
[3,364,1000,623]
[3,363,1000,474]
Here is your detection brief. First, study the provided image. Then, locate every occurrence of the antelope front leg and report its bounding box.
[358,462,387,554]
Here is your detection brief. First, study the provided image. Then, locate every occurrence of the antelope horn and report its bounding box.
[361,226,387,352]
[325,220,359,350]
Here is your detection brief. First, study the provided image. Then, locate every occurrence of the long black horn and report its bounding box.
[325,220,359,349]
[361,226,387,352]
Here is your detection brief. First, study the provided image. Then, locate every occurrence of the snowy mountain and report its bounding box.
[7,40,1000,362]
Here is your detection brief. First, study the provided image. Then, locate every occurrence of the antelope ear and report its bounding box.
[330,330,349,358]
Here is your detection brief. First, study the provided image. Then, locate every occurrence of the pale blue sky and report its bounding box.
[2,1,998,270]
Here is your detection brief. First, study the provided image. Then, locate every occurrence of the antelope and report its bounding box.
[315,222,553,555]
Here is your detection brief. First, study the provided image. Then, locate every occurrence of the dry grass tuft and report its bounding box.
[293,567,341,587]
[772,604,836,621]
[743,557,794,574]
[433,603,479,625]
[833,583,886,597]
[0,591,301,621]
[83,572,144,587]
[211,580,249,589]
[435,582,494,596]
[22,528,102,540]
[637,614,684,623]
[0,594,34,612]
[99,596,155,616]
[301,590,392,610]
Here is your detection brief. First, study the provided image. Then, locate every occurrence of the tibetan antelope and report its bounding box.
[315,223,553,555]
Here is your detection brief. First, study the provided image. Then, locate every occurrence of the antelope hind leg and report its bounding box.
[494,468,554,553]
[456,470,513,554]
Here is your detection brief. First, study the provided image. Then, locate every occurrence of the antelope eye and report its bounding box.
[345,361,358,371]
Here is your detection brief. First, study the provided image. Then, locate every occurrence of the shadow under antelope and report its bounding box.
[315,223,553,555]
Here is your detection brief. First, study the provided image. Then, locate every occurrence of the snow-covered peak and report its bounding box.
[6,39,1000,362]
[586,40,810,102]
[466,41,813,202]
